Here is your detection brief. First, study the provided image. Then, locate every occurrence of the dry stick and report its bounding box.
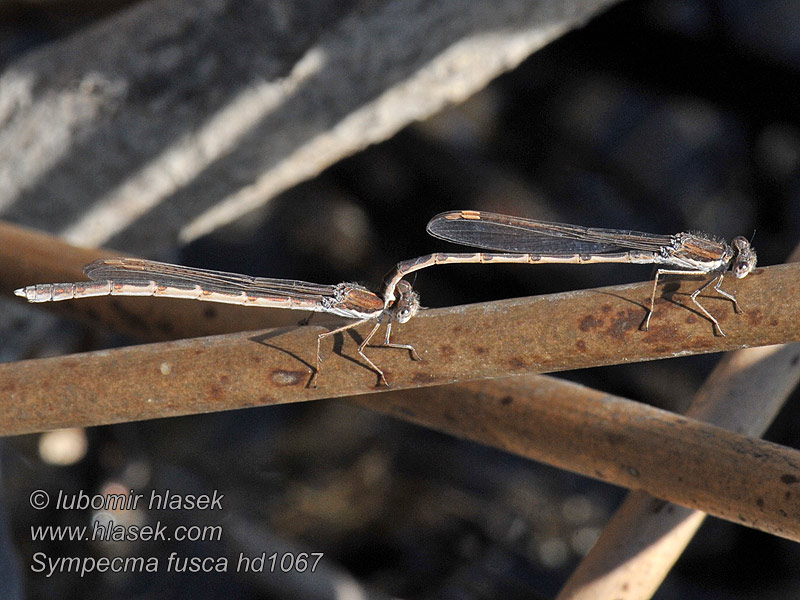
[555,243,800,600]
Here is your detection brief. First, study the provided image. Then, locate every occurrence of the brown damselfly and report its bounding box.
[383,210,757,336]
[15,258,421,387]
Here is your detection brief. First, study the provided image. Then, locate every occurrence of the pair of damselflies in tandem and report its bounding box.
[16,210,757,386]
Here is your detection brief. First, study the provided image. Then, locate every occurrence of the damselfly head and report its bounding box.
[730,236,757,279]
[392,280,420,323]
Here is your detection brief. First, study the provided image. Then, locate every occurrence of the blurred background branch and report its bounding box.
[0,0,616,255]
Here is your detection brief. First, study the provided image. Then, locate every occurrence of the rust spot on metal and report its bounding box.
[500,396,513,406]
[781,474,799,485]
[62,357,81,370]
[579,314,603,332]
[643,324,680,345]
[209,384,223,401]
[270,370,304,386]
[576,340,587,352]
[608,310,637,339]
[412,372,438,384]
[439,344,455,358]
[508,357,526,370]
[747,308,763,326]
[601,304,612,313]
[690,337,715,350]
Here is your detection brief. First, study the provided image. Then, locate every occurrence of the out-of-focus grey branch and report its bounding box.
[0,0,617,255]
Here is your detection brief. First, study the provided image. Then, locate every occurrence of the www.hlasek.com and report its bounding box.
[28,488,323,577]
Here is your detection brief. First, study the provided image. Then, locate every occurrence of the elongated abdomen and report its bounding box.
[16,281,116,302]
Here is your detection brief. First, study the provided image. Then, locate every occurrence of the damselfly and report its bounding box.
[383,210,757,335]
[15,258,421,386]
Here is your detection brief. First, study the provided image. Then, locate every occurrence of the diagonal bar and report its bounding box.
[2,217,800,436]
[1,259,798,433]
[351,374,800,543]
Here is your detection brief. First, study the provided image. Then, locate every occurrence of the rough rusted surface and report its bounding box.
[353,374,800,542]
[3,253,800,435]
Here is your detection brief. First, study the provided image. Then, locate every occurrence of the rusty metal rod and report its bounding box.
[557,342,800,598]
[2,212,800,434]
[0,258,798,434]
[351,373,800,542]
